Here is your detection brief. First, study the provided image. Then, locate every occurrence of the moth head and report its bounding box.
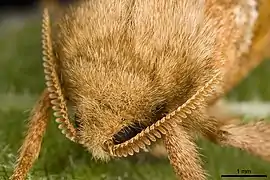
[42,6,222,161]
[42,8,171,161]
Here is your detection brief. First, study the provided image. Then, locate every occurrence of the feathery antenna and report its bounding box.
[42,8,77,142]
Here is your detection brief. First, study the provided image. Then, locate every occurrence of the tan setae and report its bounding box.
[10,0,270,180]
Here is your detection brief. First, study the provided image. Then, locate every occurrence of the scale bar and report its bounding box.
[221,174,267,178]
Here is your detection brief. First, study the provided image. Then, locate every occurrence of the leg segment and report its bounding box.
[164,125,207,180]
[10,89,51,180]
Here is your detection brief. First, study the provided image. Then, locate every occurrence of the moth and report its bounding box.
[10,0,270,179]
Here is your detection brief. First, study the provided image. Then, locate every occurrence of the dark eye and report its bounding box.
[112,103,168,145]
[151,103,167,121]
[112,122,147,145]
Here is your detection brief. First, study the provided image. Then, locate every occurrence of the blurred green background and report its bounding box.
[0,10,270,180]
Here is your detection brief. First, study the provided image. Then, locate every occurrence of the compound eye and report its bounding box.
[111,103,168,145]
[112,122,147,145]
[151,103,167,121]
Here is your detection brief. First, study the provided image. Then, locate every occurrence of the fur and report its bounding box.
[51,0,257,160]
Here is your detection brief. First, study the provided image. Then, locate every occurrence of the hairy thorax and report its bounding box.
[51,0,258,160]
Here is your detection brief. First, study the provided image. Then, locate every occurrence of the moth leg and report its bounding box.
[206,100,270,162]
[204,116,270,162]
[164,125,207,180]
[219,118,270,162]
[10,89,51,180]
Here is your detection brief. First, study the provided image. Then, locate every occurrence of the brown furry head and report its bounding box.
[39,0,269,164]
[49,0,236,160]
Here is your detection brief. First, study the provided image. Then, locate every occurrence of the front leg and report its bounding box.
[10,89,51,180]
[215,118,270,162]
[164,125,207,180]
